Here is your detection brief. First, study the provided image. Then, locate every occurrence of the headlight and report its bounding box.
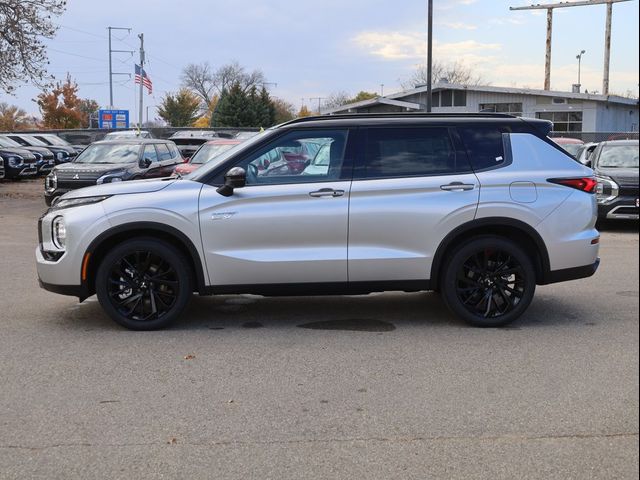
[7,156,23,167]
[52,216,66,249]
[96,172,125,184]
[52,195,111,210]
[45,173,57,192]
[595,175,619,204]
[55,151,69,160]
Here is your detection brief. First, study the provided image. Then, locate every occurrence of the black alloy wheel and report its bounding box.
[441,236,536,327]
[96,238,192,330]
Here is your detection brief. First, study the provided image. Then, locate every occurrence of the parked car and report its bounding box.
[44,139,183,206]
[0,135,54,175]
[302,143,331,175]
[591,140,639,220]
[4,133,76,165]
[551,137,584,157]
[31,133,86,154]
[36,113,601,330]
[0,139,38,179]
[174,139,241,175]
[103,130,154,140]
[169,133,218,160]
[235,131,259,140]
[574,142,599,166]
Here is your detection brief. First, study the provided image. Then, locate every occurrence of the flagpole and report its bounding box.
[138,33,145,130]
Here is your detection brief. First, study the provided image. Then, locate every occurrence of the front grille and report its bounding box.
[57,171,102,182]
[619,185,639,197]
[57,180,96,189]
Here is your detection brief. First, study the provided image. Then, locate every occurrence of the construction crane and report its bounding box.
[510,0,633,94]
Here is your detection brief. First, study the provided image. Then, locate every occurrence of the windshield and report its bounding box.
[105,131,150,139]
[74,143,141,164]
[22,135,49,146]
[0,136,22,148]
[187,130,271,180]
[190,143,239,164]
[36,135,69,146]
[597,144,639,168]
[561,143,582,156]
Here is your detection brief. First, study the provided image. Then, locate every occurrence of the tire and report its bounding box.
[96,238,192,330]
[440,235,536,327]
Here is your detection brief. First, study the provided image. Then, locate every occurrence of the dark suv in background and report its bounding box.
[0,136,40,179]
[44,139,183,205]
[591,140,639,220]
[4,133,76,165]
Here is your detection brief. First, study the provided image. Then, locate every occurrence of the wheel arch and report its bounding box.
[83,222,208,297]
[430,217,551,287]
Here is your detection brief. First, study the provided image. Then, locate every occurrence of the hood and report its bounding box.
[54,162,136,174]
[48,145,77,155]
[595,166,639,186]
[0,147,37,160]
[60,177,177,200]
[21,146,54,157]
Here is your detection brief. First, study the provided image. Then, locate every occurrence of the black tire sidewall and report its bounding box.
[441,235,536,327]
[96,238,192,330]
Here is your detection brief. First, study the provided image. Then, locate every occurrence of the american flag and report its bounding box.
[134,64,152,94]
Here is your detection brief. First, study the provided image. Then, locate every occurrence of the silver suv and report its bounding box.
[36,114,600,330]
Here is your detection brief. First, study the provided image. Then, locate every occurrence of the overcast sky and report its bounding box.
[4,0,639,119]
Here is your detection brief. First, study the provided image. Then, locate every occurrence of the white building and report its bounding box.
[323,83,639,133]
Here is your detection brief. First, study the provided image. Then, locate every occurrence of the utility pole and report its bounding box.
[309,97,325,115]
[426,0,433,112]
[576,50,586,91]
[510,0,631,93]
[138,33,144,129]
[107,26,133,108]
[380,84,384,96]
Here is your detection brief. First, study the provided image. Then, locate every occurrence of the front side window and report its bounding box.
[222,130,348,185]
[360,127,460,179]
[143,145,159,163]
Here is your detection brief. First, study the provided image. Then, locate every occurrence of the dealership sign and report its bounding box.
[98,109,129,129]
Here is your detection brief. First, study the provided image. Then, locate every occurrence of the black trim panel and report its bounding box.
[205,280,431,297]
[540,259,600,285]
[38,279,89,301]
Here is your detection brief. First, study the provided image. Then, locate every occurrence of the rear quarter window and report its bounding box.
[459,126,507,171]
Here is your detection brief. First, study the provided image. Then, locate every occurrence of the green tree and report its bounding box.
[258,87,276,127]
[157,89,201,127]
[348,91,378,103]
[77,98,99,128]
[272,97,295,124]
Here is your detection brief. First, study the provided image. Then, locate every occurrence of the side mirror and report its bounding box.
[216,167,246,197]
[139,157,152,169]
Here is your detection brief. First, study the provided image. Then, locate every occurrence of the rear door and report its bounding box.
[348,126,479,282]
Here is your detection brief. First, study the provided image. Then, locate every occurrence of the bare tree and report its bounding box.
[181,61,266,111]
[0,0,67,94]
[323,91,351,110]
[400,60,486,90]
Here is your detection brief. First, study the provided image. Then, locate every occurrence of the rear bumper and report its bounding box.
[540,258,600,285]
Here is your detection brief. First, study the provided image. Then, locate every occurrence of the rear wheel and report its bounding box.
[441,236,536,327]
[96,238,192,330]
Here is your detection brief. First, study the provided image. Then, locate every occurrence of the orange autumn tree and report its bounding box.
[36,75,84,129]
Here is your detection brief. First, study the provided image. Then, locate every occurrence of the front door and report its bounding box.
[198,129,353,286]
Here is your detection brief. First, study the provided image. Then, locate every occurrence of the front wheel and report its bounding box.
[96,238,192,330]
[441,236,536,327]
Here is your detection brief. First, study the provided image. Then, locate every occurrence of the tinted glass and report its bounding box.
[190,143,239,165]
[459,127,506,171]
[75,144,140,164]
[361,127,458,178]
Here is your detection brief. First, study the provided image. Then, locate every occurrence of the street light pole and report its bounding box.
[576,50,586,90]
[426,0,433,112]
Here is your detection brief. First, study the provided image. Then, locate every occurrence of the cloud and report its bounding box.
[440,21,478,30]
[352,31,501,61]
[458,0,478,4]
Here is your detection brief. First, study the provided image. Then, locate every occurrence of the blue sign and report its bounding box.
[98,109,129,129]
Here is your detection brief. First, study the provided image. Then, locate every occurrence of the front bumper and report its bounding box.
[598,196,639,220]
[3,164,38,179]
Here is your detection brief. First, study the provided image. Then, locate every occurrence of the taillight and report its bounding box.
[548,177,597,193]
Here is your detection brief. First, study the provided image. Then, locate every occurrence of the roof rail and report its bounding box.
[282,112,517,126]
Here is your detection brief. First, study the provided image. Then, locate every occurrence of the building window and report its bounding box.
[454,90,467,107]
[536,111,583,132]
[441,90,453,107]
[479,103,523,116]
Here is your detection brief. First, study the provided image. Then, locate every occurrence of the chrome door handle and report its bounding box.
[440,182,475,192]
[309,188,344,197]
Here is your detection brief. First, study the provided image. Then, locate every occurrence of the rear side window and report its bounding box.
[361,127,459,179]
[459,127,506,171]
[156,143,172,161]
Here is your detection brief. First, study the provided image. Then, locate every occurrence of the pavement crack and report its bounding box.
[1,431,637,451]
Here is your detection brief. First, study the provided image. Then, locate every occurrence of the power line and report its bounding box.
[48,48,103,62]
[55,24,107,39]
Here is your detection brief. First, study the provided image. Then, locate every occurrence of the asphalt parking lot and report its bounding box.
[0,179,638,480]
